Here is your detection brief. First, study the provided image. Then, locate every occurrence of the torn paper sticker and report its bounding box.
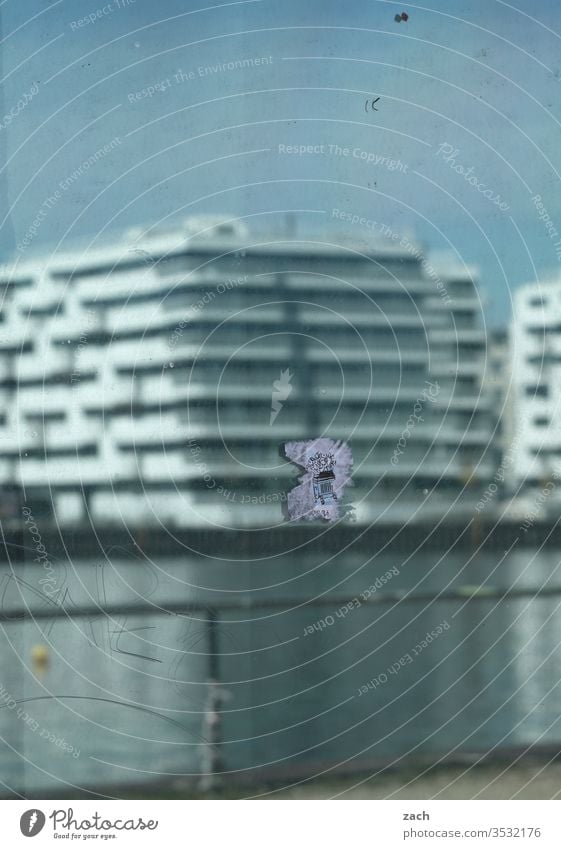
[284,438,352,522]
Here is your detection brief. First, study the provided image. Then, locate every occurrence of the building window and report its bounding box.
[526,384,548,398]
[25,412,66,423]
[21,304,64,317]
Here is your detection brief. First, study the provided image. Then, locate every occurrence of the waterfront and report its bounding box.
[2,537,561,797]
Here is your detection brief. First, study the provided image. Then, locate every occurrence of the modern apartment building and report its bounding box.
[480,327,509,458]
[0,217,493,527]
[508,278,561,486]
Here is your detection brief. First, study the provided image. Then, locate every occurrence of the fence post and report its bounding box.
[198,609,226,793]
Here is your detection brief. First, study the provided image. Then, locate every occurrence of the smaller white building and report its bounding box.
[509,278,561,486]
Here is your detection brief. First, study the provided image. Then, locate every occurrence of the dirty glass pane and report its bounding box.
[0,0,559,811]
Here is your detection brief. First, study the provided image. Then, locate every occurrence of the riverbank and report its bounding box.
[257,762,561,799]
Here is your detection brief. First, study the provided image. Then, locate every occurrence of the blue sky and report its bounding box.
[1,0,560,324]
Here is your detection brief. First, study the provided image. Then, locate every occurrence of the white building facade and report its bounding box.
[509,279,561,486]
[0,217,494,527]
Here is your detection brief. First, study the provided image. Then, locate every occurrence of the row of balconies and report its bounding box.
[27,262,435,302]
[4,272,478,331]
[0,409,494,451]
[37,311,438,347]
[10,451,496,490]
[1,382,493,429]
[0,325,478,375]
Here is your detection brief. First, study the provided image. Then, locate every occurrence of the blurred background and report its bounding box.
[1,0,561,799]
